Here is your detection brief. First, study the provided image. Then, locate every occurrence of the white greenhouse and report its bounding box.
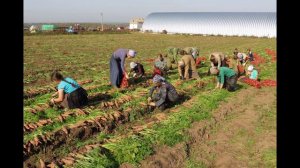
[142,12,276,38]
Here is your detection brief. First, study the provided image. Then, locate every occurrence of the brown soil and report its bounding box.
[138,87,276,168]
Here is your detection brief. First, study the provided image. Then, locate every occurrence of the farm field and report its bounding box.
[24,33,276,168]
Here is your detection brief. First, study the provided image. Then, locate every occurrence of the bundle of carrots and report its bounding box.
[260,79,277,87]
[239,77,276,88]
[196,56,206,66]
[265,48,277,61]
[120,73,129,88]
[240,78,261,88]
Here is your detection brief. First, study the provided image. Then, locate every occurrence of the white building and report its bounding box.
[129,18,144,30]
[142,12,276,38]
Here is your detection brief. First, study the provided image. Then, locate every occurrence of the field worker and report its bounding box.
[153,54,168,77]
[164,54,173,70]
[109,48,136,88]
[178,49,200,80]
[167,47,181,64]
[233,48,239,57]
[226,55,239,74]
[183,47,199,60]
[209,52,227,69]
[210,67,238,92]
[237,52,248,66]
[247,48,254,61]
[50,70,88,109]
[247,65,258,80]
[148,75,179,111]
[128,62,145,78]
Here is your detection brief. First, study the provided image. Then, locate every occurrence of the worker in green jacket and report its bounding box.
[210,67,237,92]
[167,47,181,64]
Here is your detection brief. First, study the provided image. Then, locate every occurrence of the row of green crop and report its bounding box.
[73,88,232,168]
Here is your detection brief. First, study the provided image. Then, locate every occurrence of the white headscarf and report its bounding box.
[130,62,137,69]
[247,65,254,71]
[128,49,137,57]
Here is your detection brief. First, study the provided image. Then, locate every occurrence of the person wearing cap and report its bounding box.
[128,62,145,78]
[109,48,136,88]
[148,75,179,111]
[153,54,168,77]
[209,52,226,70]
[247,65,258,80]
[210,67,237,91]
[178,49,200,80]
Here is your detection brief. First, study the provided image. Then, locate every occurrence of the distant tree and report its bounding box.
[162,30,167,34]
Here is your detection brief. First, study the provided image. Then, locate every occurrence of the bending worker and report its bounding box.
[109,48,136,88]
[148,75,179,111]
[178,49,200,80]
[209,52,226,69]
[50,70,88,109]
[210,67,238,92]
[129,62,145,78]
[183,47,199,60]
[153,54,168,77]
[167,47,181,64]
[247,65,258,80]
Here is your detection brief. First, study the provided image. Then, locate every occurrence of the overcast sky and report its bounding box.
[24,0,276,23]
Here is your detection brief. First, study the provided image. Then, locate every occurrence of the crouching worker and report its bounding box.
[247,65,258,80]
[210,67,237,92]
[148,75,179,111]
[129,62,145,78]
[50,70,88,109]
[153,54,168,77]
[178,49,200,80]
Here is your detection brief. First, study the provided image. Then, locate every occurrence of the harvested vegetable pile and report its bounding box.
[239,77,276,88]
[252,53,266,66]
[196,56,206,66]
[265,48,277,61]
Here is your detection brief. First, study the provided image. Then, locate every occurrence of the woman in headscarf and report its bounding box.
[246,65,259,80]
[109,48,137,88]
[237,52,248,66]
[153,54,168,77]
[147,75,179,111]
[129,62,145,78]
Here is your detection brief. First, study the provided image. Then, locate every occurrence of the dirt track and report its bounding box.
[137,87,276,168]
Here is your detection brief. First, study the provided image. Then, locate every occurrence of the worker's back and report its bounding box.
[181,55,197,71]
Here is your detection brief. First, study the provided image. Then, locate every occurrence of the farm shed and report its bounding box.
[142,12,276,38]
[41,24,58,31]
[129,18,144,30]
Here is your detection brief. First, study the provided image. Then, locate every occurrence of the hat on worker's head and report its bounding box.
[153,74,165,83]
[210,67,219,75]
[128,49,137,57]
[247,65,254,71]
[178,61,185,68]
[130,62,137,69]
